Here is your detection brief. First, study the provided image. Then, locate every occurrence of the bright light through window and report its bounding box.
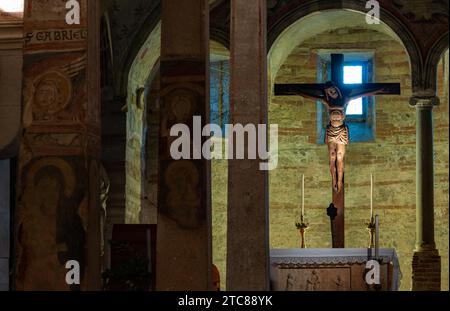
[0,0,24,12]
[344,65,363,115]
[346,97,363,115]
[344,66,362,84]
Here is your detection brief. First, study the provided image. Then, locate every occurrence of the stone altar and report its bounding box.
[270,248,401,291]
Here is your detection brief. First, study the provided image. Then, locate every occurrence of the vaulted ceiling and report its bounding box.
[101,0,448,96]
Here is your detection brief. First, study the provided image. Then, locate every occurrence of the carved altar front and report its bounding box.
[270,249,401,291]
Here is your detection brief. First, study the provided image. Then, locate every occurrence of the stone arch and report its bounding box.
[118,12,230,95]
[125,22,231,224]
[125,21,160,223]
[117,4,161,96]
[423,33,449,97]
[141,61,161,224]
[267,8,428,290]
[125,25,230,286]
[267,0,421,91]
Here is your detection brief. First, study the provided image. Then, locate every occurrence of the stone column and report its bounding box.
[0,160,11,290]
[156,0,211,291]
[227,0,269,290]
[0,17,23,159]
[14,0,102,290]
[410,96,441,291]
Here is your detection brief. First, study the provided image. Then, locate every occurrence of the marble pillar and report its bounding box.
[410,96,441,291]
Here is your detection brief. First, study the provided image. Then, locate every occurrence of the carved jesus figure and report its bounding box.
[274,53,400,247]
[296,81,387,192]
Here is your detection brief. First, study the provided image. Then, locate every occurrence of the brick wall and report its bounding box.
[123,26,448,291]
[211,29,448,291]
[125,24,161,224]
[267,27,449,291]
[412,250,441,291]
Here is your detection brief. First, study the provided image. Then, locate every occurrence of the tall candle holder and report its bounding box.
[295,216,309,248]
[366,216,376,248]
[366,174,376,248]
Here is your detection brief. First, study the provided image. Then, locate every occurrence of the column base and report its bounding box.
[411,249,441,291]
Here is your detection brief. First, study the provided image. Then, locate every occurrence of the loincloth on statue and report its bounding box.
[325,123,349,145]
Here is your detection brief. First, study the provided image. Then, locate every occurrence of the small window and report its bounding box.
[343,62,370,122]
[344,65,363,115]
[316,54,375,143]
[210,61,230,137]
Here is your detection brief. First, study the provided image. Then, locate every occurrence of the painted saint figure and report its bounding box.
[16,158,86,290]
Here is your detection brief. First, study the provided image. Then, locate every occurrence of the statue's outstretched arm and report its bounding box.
[274,84,325,101]
[346,83,400,101]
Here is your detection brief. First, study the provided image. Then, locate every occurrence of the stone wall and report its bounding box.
[125,23,161,224]
[210,27,448,291]
[212,147,228,290]
[434,49,449,290]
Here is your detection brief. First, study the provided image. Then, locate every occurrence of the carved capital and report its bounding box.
[409,96,440,108]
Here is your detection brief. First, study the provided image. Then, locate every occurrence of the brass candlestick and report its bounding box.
[295,216,309,248]
[366,216,376,248]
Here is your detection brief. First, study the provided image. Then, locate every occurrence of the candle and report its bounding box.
[301,174,305,219]
[370,174,374,220]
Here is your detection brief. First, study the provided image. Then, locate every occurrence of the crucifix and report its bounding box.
[274,54,400,248]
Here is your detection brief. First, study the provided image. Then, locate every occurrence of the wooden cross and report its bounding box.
[274,54,400,248]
